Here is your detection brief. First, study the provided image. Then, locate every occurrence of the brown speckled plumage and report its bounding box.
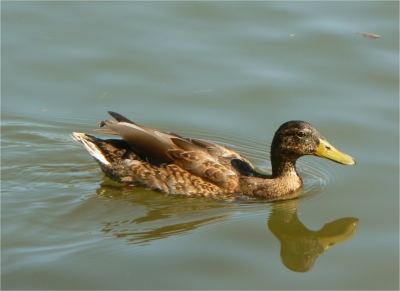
[72,111,355,199]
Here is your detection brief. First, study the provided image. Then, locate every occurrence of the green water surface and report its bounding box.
[2,2,399,289]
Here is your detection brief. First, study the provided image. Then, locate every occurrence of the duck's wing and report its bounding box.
[96,118,182,165]
[107,111,136,124]
[188,138,267,178]
[93,112,260,190]
[165,137,243,189]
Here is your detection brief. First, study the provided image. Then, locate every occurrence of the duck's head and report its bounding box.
[271,121,356,166]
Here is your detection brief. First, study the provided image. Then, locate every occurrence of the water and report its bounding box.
[2,2,399,289]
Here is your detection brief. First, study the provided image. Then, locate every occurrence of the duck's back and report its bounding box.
[72,112,263,196]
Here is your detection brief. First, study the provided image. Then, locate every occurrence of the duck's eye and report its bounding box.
[297,131,306,138]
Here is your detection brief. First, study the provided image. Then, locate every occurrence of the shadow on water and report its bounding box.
[96,182,235,244]
[95,183,358,273]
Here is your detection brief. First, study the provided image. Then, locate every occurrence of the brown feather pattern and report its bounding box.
[72,112,355,199]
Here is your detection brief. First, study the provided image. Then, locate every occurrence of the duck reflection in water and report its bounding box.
[268,199,358,272]
[96,184,358,272]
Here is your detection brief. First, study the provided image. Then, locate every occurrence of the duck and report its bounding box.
[71,111,355,199]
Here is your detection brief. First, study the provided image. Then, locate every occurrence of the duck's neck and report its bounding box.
[270,150,300,178]
[239,154,303,198]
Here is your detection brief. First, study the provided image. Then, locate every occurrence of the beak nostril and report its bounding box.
[325,146,331,150]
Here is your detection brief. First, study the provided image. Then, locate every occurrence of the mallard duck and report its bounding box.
[71,111,355,199]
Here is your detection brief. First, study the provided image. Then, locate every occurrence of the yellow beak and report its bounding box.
[314,138,356,165]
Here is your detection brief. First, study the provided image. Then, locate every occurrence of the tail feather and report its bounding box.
[71,132,142,183]
[71,132,110,165]
[107,111,136,124]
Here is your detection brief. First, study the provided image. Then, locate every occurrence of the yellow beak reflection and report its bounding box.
[314,138,356,165]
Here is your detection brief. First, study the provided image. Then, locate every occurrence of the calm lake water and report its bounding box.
[2,1,399,289]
